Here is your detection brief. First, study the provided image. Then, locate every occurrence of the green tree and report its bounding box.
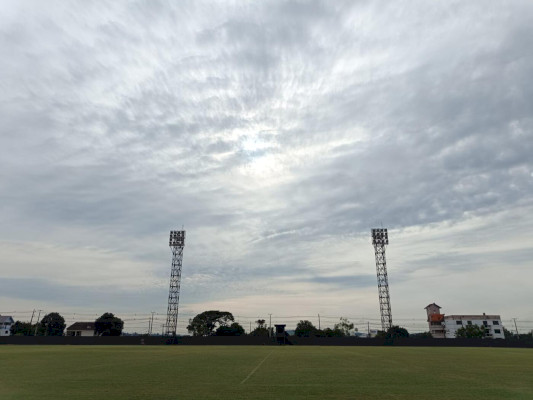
[187,311,234,336]
[375,330,386,338]
[386,325,409,339]
[455,324,485,338]
[215,322,245,336]
[410,331,433,338]
[503,327,516,339]
[295,320,318,337]
[10,321,34,336]
[323,327,343,337]
[250,319,272,337]
[94,313,124,336]
[39,312,66,336]
[518,332,533,340]
[334,317,354,337]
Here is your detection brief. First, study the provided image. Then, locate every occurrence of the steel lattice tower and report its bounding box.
[165,230,185,336]
[371,228,393,331]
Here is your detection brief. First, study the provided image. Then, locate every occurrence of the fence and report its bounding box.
[2,335,532,347]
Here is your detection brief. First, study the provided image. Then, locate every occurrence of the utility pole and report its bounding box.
[29,309,35,325]
[318,314,321,330]
[33,310,42,336]
[250,321,252,334]
[367,321,370,338]
[149,312,155,335]
[268,314,272,337]
[512,318,519,338]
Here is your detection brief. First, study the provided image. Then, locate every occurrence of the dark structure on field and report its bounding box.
[371,228,392,331]
[165,230,186,336]
[275,324,287,345]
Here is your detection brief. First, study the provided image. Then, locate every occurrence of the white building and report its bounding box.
[424,304,505,339]
[444,314,505,339]
[66,322,96,336]
[0,316,14,336]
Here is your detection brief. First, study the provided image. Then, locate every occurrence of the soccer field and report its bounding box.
[1,346,532,399]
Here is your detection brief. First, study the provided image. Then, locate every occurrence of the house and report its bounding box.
[444,314,504,339]
[424,303,504,339]
[425,303,445,338]
[0,315,14,336]
[66,322,96,336]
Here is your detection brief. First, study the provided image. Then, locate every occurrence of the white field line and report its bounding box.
[240,351,274,385]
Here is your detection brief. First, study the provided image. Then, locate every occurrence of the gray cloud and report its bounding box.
[1,0,533,332]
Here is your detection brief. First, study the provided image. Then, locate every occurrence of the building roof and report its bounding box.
[0,316,14,323]
[444,315,501,320]
[424,303,441,309]
[66,322,96,331]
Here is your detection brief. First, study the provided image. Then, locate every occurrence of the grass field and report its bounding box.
[1,346,532,399]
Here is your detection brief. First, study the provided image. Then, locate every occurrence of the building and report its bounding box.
[0,315,14,336]
[66,322,96,336]
[444,314,504,339]
[425,303,445,338]
[368,329,380,338]
[424,303,504,339]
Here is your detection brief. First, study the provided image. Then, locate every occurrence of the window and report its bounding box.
[483,321,488,326]
[456,321,462,325]
[467,321,472,325]
[493,321,499,325]
[494,329,501,334]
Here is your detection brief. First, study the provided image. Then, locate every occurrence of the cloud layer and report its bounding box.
[1,1,532,333]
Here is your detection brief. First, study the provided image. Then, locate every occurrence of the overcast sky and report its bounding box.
[1,0,532,334]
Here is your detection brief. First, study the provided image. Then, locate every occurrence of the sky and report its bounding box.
[1,0,532,334]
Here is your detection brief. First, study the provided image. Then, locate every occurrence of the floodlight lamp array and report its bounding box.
[371,228,388,245]
[169,230,185,247]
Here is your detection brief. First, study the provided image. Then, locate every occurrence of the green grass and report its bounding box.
[1,346,532,399]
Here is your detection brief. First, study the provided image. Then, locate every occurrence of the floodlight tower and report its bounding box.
[165,230,185,336]
[371,228,393,331]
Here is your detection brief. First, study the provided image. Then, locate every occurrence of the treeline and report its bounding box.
[185,310,419,338]
[293,319,415,339]
[11,312,66,336]
[456,324,533,340]
[10,312,124,336]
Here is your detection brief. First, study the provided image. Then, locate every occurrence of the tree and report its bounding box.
[10,321,34,336]
[295,320,318,337]
[386,325,409,339]
[455,324,485,338]
[250,319,272,337]
[410,331,433,338]
[215,322,245,336]
[39,312,66,336]
[375,330,387,338]
[334,317,354,337]
[94,313,124,336]
[187,311,234,336]
[323,327,343,337]
[503,327,516,339]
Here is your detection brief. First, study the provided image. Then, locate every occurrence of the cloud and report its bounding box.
[1,0,532,332]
